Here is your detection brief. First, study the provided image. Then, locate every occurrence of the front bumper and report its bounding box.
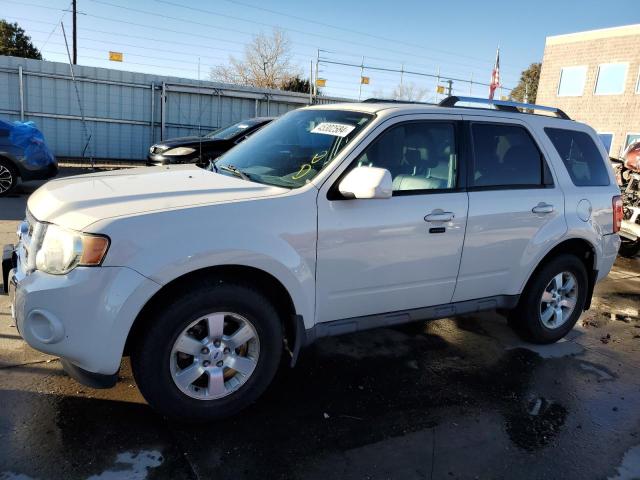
[6,245,161,378]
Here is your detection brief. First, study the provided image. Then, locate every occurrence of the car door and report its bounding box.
[315,116,468,323]
[451,117,566,302]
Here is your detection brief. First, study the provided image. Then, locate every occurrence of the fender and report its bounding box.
[93,193,318,328]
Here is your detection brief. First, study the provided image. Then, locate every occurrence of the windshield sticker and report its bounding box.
[311,122,356,137]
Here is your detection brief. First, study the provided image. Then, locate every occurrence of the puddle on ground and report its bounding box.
[505,396,568,451]
[609,444,640,480]
[579,362,616,381]
[87,450,163,480]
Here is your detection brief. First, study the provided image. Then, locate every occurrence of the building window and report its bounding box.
[597,133,613,154]
[594,63,628,95]
[625,133,640,150]
[636,69,640,93]
[557,66,587,96]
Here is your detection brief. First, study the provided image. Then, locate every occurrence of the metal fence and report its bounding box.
[0,56,349,162]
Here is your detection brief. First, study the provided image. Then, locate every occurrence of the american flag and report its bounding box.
[489,47,500,100]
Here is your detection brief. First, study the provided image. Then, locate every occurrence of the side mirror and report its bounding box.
[338,166,393,199]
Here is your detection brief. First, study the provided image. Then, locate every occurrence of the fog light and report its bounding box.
[27,309,65,344]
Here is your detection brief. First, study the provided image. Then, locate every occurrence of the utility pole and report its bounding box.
[72,0,77,64]
[313,49,319,98]
[309,60,313,105]
[358,56,365,101]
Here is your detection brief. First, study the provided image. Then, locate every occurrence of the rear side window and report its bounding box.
[545,128,610,186]
[0,129,8,138]
[470,123,549,188]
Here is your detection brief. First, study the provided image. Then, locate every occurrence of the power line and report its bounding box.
[217,0,518,68]
[89,0,510,75]
[319,58,513,90]
[3,0,519,84]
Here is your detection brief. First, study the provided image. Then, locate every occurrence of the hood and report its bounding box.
[28,165,288,231]
[155,136,226,149]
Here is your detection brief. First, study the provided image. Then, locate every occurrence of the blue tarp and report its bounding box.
[0,120,55,168]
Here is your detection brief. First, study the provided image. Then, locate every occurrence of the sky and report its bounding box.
[2,0,640,101]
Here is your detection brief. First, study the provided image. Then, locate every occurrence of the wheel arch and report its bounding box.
[520,237,597,310]
[124,264,299,358]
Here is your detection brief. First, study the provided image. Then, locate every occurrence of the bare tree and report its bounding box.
[391,82,429,102]
[211,29,299,89]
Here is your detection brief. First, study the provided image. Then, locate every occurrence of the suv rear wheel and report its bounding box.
[131,282,282,421]
[0,158,18,196]
[509,254,587,344]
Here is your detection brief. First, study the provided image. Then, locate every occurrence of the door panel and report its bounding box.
[317,193,468,322]
[316,117,467,323]
[452,189,565,301]
[452,117,566,302]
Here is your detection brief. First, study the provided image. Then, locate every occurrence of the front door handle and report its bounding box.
[532,202,554,214]
[424,210,454,222]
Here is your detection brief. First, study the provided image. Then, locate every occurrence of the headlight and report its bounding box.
[150,145,168,154]
[35,225,110,275]
[164,147,196,156]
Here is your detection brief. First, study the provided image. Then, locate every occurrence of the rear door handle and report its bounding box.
[424,211,454,222]
[532,202,554,214]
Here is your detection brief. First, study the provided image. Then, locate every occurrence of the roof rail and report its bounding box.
[362,98,435,105]
[438,96,571,120]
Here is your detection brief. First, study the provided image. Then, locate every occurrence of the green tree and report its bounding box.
[0,20,42,59]
[510,62,541,103]
[280,76,312,94]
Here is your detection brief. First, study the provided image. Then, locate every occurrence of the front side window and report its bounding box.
[470,123,547,188]
[545,128,610,186]
[557,66,587,97]
[215,109,373,188]
[352,122,458,193]
[597,133,613,154]
[594,63,627,95]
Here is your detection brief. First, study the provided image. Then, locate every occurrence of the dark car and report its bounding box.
[0,120,58,196]
[147,117,275,166]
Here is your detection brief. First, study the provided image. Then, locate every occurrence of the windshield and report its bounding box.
[213,109,373,188]
[206,119,261,140]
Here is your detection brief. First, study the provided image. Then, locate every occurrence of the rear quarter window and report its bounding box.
[545,128,610,186]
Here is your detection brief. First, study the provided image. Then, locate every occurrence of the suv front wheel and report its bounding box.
[509,254,588,344]
[131,282,283,421]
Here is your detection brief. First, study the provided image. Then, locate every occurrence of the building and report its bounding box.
[537,24,640,158]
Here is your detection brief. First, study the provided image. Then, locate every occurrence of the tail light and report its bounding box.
[613,195,623,233]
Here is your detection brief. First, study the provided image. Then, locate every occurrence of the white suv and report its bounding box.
[3,97,622,420]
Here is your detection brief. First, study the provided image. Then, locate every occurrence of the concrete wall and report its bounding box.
[537,24,640,157]
[0,56,348,162]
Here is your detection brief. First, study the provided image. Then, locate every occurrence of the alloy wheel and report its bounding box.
[539,272,578,329]
[0,164,13,193]
[169,312,260,400]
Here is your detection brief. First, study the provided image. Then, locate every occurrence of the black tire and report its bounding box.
[131,282,283,421]
[509,254,588,344]
[619,238,640,258]
[0,158,18,197]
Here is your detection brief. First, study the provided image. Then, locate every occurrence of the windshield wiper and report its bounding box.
[218,164,251,181]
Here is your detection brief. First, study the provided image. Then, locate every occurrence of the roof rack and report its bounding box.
[438,96,571,120]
